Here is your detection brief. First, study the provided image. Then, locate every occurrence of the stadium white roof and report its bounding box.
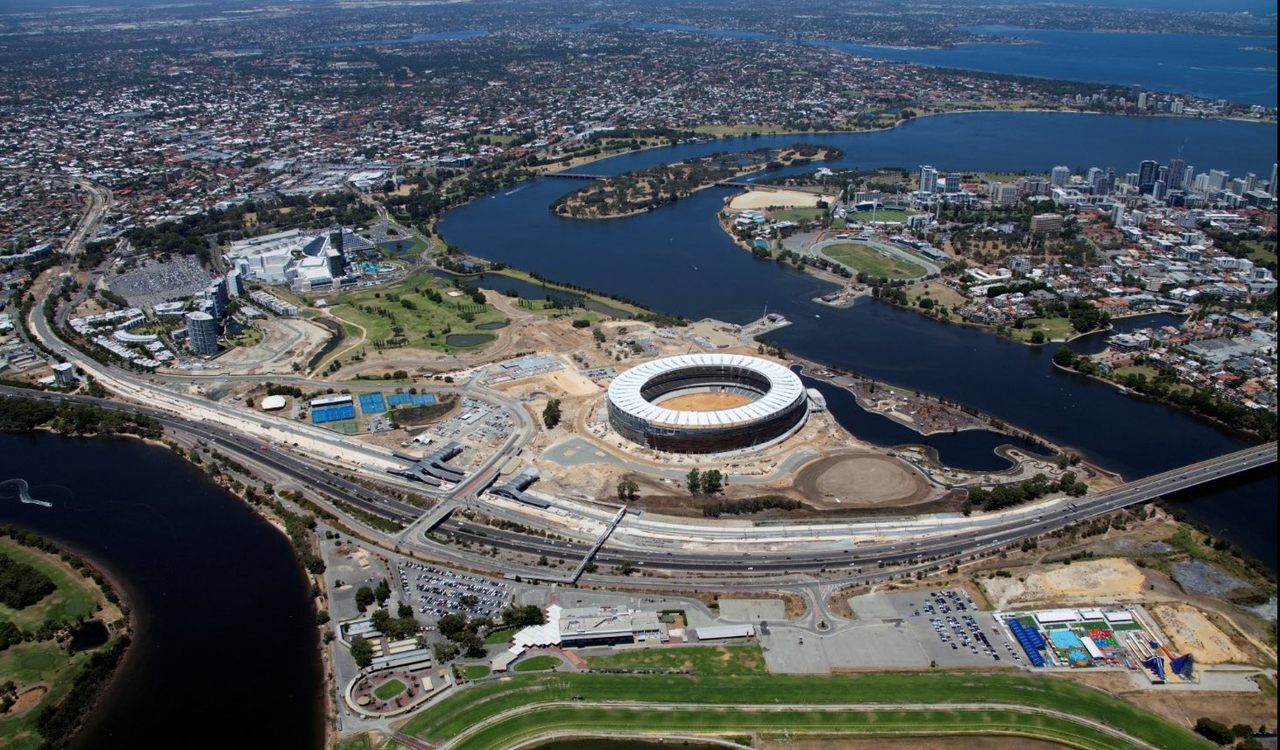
[607,353,804,429]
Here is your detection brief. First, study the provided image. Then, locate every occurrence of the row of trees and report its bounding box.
[965,471,1087,512]
[686,468,725,495]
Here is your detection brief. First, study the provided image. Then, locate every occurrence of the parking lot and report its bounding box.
[762,589,1020,675]
[108,255,212,309]
[396,561,511,624]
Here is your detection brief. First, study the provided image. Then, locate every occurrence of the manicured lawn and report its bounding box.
[457,705,1128,750]
[401,672,1213,750]
[1009,317,1077,343]
[767,207,827,224]
[334,734,374,750]
[906,282,966,310]
[0,540,100,630]
[821,242,927,280]
[844,209,915,224]
[374,678,407,701]
[692,123,790,136]
[586,644,766,675]
[512,655,560,672]
[460,665,491,680]
[328,271,506,351]
[483,626,518,645]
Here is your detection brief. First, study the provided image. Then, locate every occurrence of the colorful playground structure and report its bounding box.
[999,606,1196,683]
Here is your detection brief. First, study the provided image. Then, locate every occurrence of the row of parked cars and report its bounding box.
[397,561,510,622]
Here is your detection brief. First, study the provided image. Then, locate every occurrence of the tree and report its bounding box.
[437,613,470,639]
[1052,347,1076,368]
[457,630,486,658]
[398,602,414,618]
[374,579,391,605]
[686,469,701,495]
[616,479,639,501]
[1193,718,1234,745]
[355,586,375,612]
[701,469,725,495]
[542,398,562,429]
[350,635,373,668]
[432,642,459,663]
[501,605,545,628]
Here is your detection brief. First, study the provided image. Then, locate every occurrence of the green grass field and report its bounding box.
[585,645,765,675]
[327,271,506,351]
[334,734,374,750]
[460,665,491,680]
[483,626,518,645]
[512,655,560,672]
[845,209,915,224]
[821,242,927,280]
[1008,317,1077,343]
[374,678,407,700]
[767,207,827,224]
[400,672,1212,750]
[0,540,99,629]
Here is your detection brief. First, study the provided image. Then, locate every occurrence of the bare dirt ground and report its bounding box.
[215,317,331,374]
[980,558,1148,609]
[1064,671,1277,729]
[728,188,835,210]
[5,685,47,717]
[793,452,932,508]
[658,392,756,411]
[1149,603,1249,664]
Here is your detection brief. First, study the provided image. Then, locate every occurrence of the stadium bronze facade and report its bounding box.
[606,353,809,453]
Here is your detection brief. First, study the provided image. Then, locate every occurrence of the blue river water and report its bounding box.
[440,112,1278,569]
[628,22,1278,106]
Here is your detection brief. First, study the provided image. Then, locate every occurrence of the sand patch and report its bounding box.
[794,453,930,508]
[728,188,835,211]
[657,392,756,411]
[1149,603,1247,664]
[981,558,1146,608]
[6,686,47,716]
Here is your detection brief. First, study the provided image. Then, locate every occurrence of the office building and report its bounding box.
[206,277,228,320]
[1270,163,1278,197]
[225,268,245,298]
[1030,213,1064,235]
[185,311,219,356]
[1137,160,1158,193]
[990,182,1019,206]
[1137,92,1148,110]
[1207,170,1229,192]
[944,173,961,193]
[1050,165,1071,188]
[1110,204,1124,226]
[1151,180,1166,202]
[1167,159,1185,191]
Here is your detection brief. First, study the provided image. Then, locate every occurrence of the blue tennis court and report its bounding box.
[358,392,388,414]
[312,405,355,424]
[387,393,437,407]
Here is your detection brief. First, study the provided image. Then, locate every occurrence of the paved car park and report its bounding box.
[761,589,1020,675]
[396,561,511,623]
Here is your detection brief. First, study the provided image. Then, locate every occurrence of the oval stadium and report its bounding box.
[606,353,810,454]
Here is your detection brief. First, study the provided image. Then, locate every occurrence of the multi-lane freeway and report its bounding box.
[11,204,1276,589]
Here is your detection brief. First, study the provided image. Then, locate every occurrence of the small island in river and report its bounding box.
[552,144,841,219]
